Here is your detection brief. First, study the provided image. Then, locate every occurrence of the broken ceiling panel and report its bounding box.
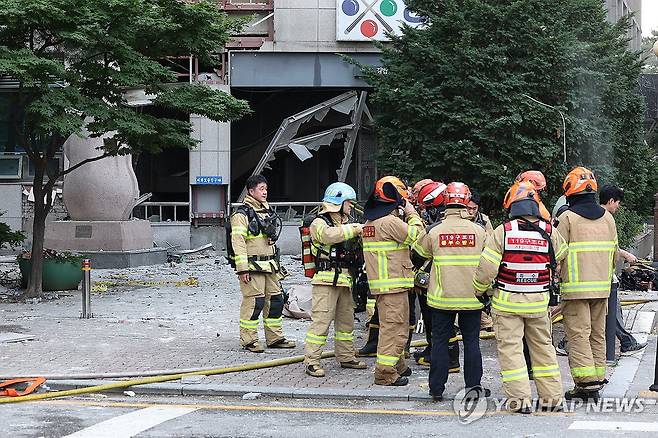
[331,95,358,115]
[305,131,340,151]
[288,143,313,161]
[314,107,331,122]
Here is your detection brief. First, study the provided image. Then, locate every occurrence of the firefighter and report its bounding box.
[473,181,568,413]
[412,182,488,401]
[411,182,461,373]
[515,170,551,377]
[466,190,494,334]
[362,176,423,386]
[304,182,367,377]
[230,175,295,352]
[557,167,618,401]
[358,178,429,359]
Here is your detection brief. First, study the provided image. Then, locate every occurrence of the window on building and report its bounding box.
[0,92,20,154]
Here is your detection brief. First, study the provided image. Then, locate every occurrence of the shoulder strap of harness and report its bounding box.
[426,218,443,233]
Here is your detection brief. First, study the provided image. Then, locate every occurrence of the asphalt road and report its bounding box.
[3,394,658,437]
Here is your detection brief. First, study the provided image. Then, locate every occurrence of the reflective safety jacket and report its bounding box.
[309,206,362,288]
[363,211,422,295]
[473,216,567,316]
[556,210,618,300]
[412,208,486,311]
[230,195,279,274]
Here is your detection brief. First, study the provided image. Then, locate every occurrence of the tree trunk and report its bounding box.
[23,166,51,300]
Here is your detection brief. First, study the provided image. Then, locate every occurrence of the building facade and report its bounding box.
[0,0,645,252]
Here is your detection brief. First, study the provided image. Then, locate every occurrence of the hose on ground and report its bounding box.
[0,298,648,402]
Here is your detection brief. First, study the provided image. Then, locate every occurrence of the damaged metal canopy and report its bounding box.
[238,91,369,202]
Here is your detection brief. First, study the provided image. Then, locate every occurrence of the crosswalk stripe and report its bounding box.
[63,406,197,437]
[569,421,658,432]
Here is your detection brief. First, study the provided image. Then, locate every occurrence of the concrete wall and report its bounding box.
[264,0,379,52]
[0,184,22,232]
[151,222,191,250]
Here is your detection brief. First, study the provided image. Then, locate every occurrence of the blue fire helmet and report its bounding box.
[323,182,357,206]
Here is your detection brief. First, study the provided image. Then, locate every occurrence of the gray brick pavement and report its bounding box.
[0,255,653,401]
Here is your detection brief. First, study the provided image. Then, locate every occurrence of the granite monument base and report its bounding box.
[45,220,166,268]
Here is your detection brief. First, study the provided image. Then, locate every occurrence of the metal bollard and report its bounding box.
[81,259,92,319]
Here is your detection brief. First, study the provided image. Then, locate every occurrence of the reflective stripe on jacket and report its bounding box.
[557,210,618,299]
[363,212,422,294]
[412,208,486,311]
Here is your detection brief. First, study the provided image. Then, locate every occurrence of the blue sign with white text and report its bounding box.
[196,176,223,185]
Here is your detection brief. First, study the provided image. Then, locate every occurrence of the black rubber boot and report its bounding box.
[565,387,600,402]
[357,327,379,357]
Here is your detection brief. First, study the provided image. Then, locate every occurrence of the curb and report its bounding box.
[45,379,440,402]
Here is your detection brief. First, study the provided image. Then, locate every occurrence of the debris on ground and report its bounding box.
[242,392,261,400]
[92,276,199,292]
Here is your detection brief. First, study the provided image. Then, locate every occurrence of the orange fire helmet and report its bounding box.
[444,182,471,206]
[374,176,409,203]
[516,170,547,191]
[563,166,597,197]
[418,182,447,208]
[503,181,537,209]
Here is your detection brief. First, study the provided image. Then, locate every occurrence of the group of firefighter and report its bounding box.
[230,166,620,414]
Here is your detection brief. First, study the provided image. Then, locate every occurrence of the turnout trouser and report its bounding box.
[493,311,562,409]
[374,291,410,385]
[563,298,608,387]
[239,272,285,347]
[430,309,482,397]
[304,284,357,366]
[367,292,416,337]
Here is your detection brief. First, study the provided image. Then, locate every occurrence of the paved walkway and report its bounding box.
[0,253,655,400]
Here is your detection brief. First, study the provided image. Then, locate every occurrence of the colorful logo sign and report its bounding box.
[336,0,424,41]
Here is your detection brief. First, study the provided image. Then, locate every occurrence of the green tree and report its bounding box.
[0,0,250,299]
[363,0,652,220]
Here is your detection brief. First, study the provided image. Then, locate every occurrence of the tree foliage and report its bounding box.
[0,213,24,249]
[0,0,251,297]
[363,0,653,221]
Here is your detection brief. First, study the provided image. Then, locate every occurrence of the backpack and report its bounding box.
[226,205,254,269]
[299,213,333,278]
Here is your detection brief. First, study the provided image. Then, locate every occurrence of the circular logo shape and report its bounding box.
[403,7,426,24]
[341,0,359,16]
[452,387,488,425]
[360,19,378,38]
[380,0,398,17]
